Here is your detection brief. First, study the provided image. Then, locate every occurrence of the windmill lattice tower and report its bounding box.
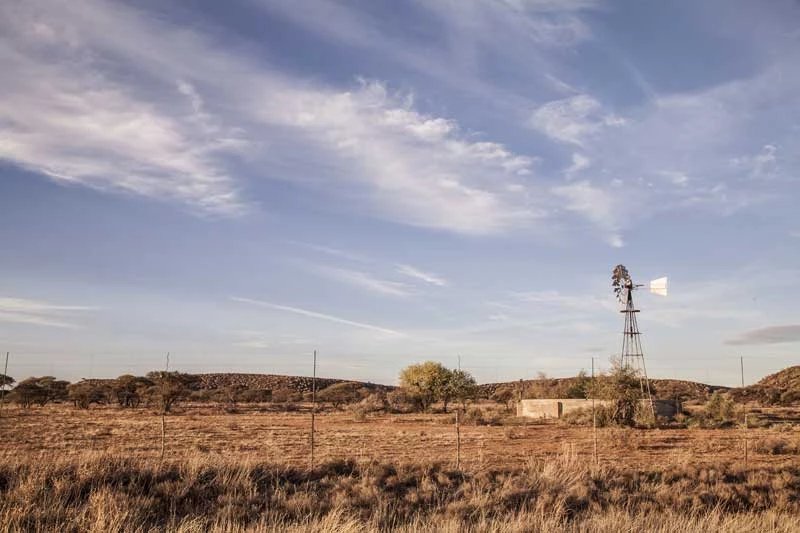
[612,265,668,419]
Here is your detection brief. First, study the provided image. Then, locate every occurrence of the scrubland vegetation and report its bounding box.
[1,451,799,532]
[1,364,799,531]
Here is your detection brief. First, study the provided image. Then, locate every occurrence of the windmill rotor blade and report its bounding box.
[649,276,668,296]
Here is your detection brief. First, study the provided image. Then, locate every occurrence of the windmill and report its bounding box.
[611,265,668,418]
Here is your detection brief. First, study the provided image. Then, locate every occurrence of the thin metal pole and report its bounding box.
[455,408,461,470]
[311,350,317,469]
[0,352,8,417]
[592,357,597,465]
[160,352,169,462]
[741,356,748,467]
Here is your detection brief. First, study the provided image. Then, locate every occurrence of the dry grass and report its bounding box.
[2,404,800,531]
[3,404,798,469]
[0,453,799,532]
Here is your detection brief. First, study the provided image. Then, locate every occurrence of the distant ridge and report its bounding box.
[191,373,394,393]
[79,373,395,393]
[732,365,800,405]
[478,377,728,403]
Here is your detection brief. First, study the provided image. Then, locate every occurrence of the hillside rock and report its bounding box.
[730,365,800,406]
[478,376,726,402]
[191,373,393,393]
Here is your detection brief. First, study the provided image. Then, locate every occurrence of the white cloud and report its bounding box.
[730,144,779,180]
[529,95,625,146]
[0,297,95,329]
[0,2,249,216]
[499,0,601,11]
[659,171,690,187]
[290,242,371,263]
[1,1,550,236]
[552,180,623,246]
[230,297,402,336]
[564,153,591,178]
[259,80,543,234]
[396,265,448,287]
[312,266,412,297]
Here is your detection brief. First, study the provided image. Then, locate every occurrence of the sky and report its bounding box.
[1,0,799,386]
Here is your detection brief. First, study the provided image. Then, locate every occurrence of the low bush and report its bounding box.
[752,437,800,455]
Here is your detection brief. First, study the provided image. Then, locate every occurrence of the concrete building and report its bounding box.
[517,398,681,419]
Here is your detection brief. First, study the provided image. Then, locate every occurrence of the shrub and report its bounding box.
[238,389,272,403]
[458,406,501,426]
[112,375,153,408]
[752,437,799,455]
[386,388,416,413]
[358,392,388,413]
[9,376,69,408]
[272,388,302,404]
[67,381,112,409]
[144,371,196,414]
[560,405,615,427]
[317,382,365,409]
[491,385,517,412]
[704,391,737,426]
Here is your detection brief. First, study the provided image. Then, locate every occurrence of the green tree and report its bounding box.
[565,369,590,399]
[704,391,736,425]
[145,371,196,414]
[445,369,477,411]
[0,374,14,401]
[399,361,451,412]
[10,376,69,408]
[491,385,517,413]
[112,375,153,408]
[67,381,111,409]
[593,358,645,426]
[215,384,246,408]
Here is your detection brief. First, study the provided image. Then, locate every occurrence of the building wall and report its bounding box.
[516,399,562,418]
[516,399,681,419]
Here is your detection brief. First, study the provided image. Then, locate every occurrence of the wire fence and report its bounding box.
[1,350,797,471]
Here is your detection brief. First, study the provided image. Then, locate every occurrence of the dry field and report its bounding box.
[3,403,799,470]
[2,403,800,531]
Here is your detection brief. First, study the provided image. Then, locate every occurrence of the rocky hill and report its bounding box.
[191,373,394,393]
[730,366,800,406]
[78,373,394,394]
[478,376,727,403]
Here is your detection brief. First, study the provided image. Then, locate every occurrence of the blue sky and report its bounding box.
[1,0,799,386]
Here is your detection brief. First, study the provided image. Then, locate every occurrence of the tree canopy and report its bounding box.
[399,361,477,412]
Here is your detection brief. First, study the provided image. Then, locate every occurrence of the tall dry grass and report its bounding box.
[0,450,798,532]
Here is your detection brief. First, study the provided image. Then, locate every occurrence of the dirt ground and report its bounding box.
[2,403,799,470]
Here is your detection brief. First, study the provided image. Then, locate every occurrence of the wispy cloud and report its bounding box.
[289,242,371,263]
[260,80,542,235]
[1,1,549,235]
[0,297,95,329]
[0,2,249,216]
[396,265,448,287]
[552,180,624,247]
[726,325,800,346]
[564,153,591,179]
[232,331,312,349]
[3,0,798,249]
[231,297,402,336]
[311,266,412,297]
[529,95,625,146]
